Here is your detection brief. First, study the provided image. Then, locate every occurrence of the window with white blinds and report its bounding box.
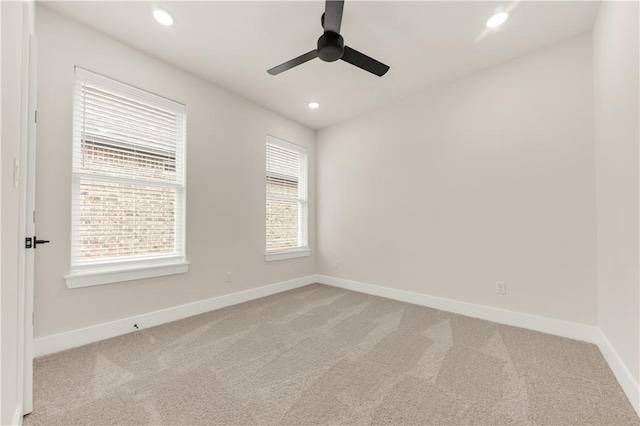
[70,68,186,280]
[266,136,309,258]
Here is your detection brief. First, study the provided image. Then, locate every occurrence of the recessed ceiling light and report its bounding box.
[153,9,174,26]
[308,102,320,109]
[486,12,509,28]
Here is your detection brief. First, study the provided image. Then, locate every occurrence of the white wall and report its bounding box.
[317,35,597,325]
[34,6,316,338]
[1,0,4,417]
[2,2,26,424]
[593,0,640,385]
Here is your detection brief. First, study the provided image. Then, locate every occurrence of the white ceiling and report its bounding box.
[43,1,599,129]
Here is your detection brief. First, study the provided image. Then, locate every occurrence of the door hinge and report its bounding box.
[25,237,32,249]
[34,110,37,123]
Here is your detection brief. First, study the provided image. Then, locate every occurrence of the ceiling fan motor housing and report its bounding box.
[317,31,344,62]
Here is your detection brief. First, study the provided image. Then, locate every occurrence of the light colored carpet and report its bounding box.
[25,284,638,425]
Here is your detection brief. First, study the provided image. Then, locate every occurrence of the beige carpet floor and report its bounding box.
[25,284,638,425]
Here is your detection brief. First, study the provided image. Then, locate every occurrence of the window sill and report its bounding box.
[265,249,311,262]
[65,259,190,289]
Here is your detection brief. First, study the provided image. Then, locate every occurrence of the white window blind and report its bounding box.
[266,136,308,254]
[71,68,186,271]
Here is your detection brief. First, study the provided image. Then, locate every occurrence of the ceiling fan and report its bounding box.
[267,0,390,77]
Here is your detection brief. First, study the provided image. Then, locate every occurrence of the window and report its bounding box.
[66,68,188,288]
[265,135,309,261]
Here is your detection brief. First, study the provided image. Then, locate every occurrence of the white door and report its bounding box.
[20,32,38,416]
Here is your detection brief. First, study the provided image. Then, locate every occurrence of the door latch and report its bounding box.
[25,236,50,249]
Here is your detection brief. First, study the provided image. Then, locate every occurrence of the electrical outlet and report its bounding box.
[226,272,232,283]
[496,282,506,295]
[334,261,340,271]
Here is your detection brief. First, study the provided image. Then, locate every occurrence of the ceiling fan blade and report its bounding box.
[323,0,345,34]
[341,46,390,77]
[267,50,319,75]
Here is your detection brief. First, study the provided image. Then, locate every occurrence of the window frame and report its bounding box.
[265,135,310,261]
[65,68,189,288]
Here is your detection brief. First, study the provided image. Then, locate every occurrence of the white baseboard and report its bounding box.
[34,275,316,357]
[12,403,23,426]
[597,329,640,417]
[316,275,598,343]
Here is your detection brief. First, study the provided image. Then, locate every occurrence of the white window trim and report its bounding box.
[65,258,190,289]
[68,68,188,288]
[264,248,311,262]
[265,135,310,261]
